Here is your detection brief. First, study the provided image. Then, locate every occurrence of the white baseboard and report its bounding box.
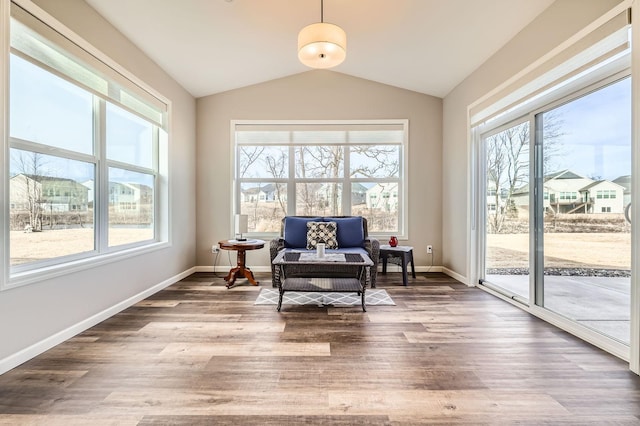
[442,267,468,285]
[0,267,197,376]
[196,265,444,273]
[195,265,272,273]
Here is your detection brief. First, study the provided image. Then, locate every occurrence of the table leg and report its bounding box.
[224,249,260,288]
[401,252,409,287]
[409,250,416,278]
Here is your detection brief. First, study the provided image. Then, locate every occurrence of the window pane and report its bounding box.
[10,149,94,266]
[239,146,288,179]
[483,121,530,301]
[295,146,344,178]
[350,145,400,178]
[108,168,154,247]
[351,182,398,232]
[296,183,342,216]
[106,102,153,168]
[540,77,631,343]
[10,54,93,154]
[361,182,398,232]
[240,182,287,232]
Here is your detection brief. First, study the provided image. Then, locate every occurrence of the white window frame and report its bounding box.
[231,119,409,239]
[1,0,171,290]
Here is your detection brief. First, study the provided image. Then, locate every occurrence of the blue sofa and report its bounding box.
[269,216,380,288]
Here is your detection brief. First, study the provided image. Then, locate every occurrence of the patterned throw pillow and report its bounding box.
[306,221,339,250]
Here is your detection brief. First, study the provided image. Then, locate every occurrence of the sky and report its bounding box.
[545,76,631,181]
[9,54,153,184]
[10,50,633,187]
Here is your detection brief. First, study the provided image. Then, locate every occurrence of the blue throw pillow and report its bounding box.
[325,217,365,248]
[283,216,321,248]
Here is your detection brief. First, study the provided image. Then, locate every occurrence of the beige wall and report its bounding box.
[442,0,623,283]
[196,70,442,269]
[0,0,196,369]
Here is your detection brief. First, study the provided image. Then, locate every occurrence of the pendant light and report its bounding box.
[297,0,346,69]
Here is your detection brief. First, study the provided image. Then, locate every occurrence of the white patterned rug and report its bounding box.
[255,288,395,307]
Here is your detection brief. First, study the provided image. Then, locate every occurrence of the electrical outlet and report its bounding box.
[427,245,433,254]
[211,245,220,254]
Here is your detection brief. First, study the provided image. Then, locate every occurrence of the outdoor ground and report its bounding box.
[487,232,631,270]
[11,228,631,271]
[10,228,153,265]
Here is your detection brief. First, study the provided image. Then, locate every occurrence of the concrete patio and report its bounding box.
[486,274,630,343]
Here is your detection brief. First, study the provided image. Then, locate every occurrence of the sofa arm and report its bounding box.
[270,238,285,287]
[364,237,380,288]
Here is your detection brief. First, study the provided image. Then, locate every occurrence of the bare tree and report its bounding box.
[239,139,403,229]
[350,146,399,178]
[486,112,563,233]
[12,151,48,231]
[239,147,265,178]
[265,152,287,216]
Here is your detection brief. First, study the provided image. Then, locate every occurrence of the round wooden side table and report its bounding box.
[218,239,265,288]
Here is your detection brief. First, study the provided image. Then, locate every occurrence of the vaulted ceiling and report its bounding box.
[85,0,555,98]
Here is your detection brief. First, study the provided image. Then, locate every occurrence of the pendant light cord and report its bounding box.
[321,0,324,23]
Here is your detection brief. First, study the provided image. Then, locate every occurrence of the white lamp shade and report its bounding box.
[235,214,249,235]
[298,22,346,69]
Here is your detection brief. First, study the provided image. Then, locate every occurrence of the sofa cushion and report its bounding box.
[306,221,338,249]
[283,216,321,248]
[326,216,365,248]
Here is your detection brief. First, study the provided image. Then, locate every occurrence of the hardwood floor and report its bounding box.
[1,272,639,425]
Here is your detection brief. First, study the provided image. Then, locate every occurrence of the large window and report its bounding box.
[233,121,408,235]
[6,4,167,280]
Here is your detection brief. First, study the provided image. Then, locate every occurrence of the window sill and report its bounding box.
[4,241,170,291]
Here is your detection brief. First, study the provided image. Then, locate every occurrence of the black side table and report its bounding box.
[380,245,415,286]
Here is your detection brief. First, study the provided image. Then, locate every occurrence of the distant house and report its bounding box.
[240,182,367,206]
[366,183,398,210]
[351,183,368,205]
[486,177,508,214]
[10,174,89,213]
[241,184,278,203]
[109,182,153,212]
[613,175,631,207]
[83,180,152,213]
[580,180,625,214]
[511,170,624,214]
[9,174,42,211]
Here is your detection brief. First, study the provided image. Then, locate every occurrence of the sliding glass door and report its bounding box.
[480,75,632,345]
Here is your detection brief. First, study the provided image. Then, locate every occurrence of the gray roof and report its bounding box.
[544,169,585,181]
[580,180,625,192]
[613,175,631,192]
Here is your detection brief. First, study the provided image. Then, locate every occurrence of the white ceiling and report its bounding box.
[84,0,555,99]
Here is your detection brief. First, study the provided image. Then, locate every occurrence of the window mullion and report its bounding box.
[287,134,295,214]
[9,137,97,165]
[95,97,108,252]
[152,127,159,242]
[105,159,155,176]
[343,136,351,214]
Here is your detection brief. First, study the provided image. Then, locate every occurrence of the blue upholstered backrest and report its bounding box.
[325,216,365,248]
[282,216,365,248]
[283,216,321,248]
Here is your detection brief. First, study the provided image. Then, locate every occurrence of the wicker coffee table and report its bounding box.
[271,251,374,312]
